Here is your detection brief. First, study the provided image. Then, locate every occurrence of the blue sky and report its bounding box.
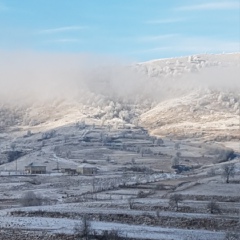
[0,0,239,61]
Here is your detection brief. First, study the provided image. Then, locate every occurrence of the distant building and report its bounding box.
[25,163,46,174]
[76,164,97,175]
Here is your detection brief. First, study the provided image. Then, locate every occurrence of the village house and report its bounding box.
[25,163,46,174]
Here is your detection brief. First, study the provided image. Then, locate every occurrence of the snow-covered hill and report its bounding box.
[138,53,240,140]
[0,53,239,141]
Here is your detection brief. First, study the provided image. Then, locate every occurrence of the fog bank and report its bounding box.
[0,51,239,106]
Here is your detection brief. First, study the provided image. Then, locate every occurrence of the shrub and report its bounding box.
[207,200,221,214]
[218,149,235,163]
[101,229,123,240]
[41,130,56,140]
[207,147,235,163]
[21,191,43,207]
[225,231,240,240]
[154,138,164,146]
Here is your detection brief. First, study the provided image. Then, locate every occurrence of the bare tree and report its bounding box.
[171,156,179,167]
[207,200,221,214]
[151,136,157,144]
[10,142,16,151]
[176,152,181,158]
[128,198,134,209]
[222,163,235,183]
[174,142,180,150]
[27,130,32,137]
[169,194,183,211]
[64,135,68,143]
[74,215,91,240]
[66,150,71,159]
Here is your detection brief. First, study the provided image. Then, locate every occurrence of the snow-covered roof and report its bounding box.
[77,164,96,169]
[26,162,46,167]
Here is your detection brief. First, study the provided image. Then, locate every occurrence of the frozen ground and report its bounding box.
[0,215,225,240]
[0,53,239,239]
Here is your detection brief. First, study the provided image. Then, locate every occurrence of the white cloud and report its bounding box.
[145,18,184,24]
[100,35,178,44]
[138,34,178,42]
[176,1,239,11]
[47,38,80,43]
[38,26,87,34]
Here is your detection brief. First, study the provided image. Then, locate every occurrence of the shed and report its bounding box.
[76,164,97,175]
[25,163,46,174]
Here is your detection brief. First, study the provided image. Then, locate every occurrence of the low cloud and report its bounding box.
[0,51,148,105]
[0,51,239,108]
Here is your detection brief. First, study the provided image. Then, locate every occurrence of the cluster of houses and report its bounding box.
[24,163,97,175]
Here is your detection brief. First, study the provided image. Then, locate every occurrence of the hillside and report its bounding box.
[1,53,239,142]
[138,53,240,141]
[0,53,240,240]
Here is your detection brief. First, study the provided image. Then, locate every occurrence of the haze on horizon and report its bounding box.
[0,0,239,104]
[0,51,239,106]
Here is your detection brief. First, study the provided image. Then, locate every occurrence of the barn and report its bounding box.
[76,164,97,175]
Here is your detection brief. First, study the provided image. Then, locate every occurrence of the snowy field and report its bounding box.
[0,53,239,239]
